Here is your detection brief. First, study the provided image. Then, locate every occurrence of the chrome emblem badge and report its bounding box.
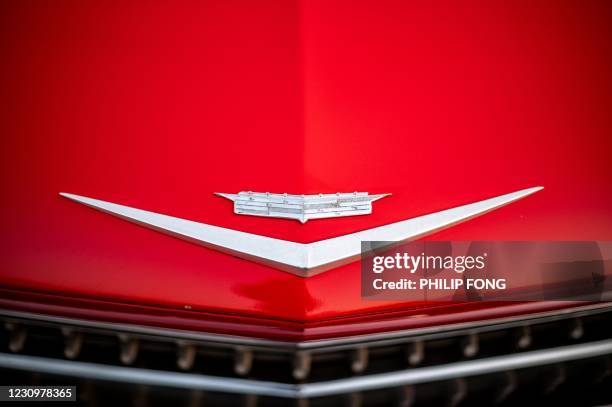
[60,187,542,277]
[215,191,390,223]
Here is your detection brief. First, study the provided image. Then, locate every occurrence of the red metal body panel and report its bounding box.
[1,1,612,336]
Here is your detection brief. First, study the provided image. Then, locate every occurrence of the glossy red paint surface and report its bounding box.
[1,1,612,335]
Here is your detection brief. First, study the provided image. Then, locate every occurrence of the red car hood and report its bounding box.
[2,1,612,338]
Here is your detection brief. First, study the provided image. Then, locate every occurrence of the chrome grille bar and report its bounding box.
[1,339,612,399]
[2,303,612,353]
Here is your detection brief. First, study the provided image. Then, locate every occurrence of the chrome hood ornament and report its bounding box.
[59,187,542,277]
[215,191,390,223]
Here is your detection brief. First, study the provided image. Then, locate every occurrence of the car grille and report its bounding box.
[1,304,612,406]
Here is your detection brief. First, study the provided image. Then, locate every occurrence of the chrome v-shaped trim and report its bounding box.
[59,187,542,277]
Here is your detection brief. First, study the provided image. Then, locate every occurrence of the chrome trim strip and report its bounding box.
[297,302,612,351]
[0,310,292,349]
[0,352,296,398]
[1,339,612,398]
[300,339,612,398]
[2,302,611,352]
[59,187,542,277]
